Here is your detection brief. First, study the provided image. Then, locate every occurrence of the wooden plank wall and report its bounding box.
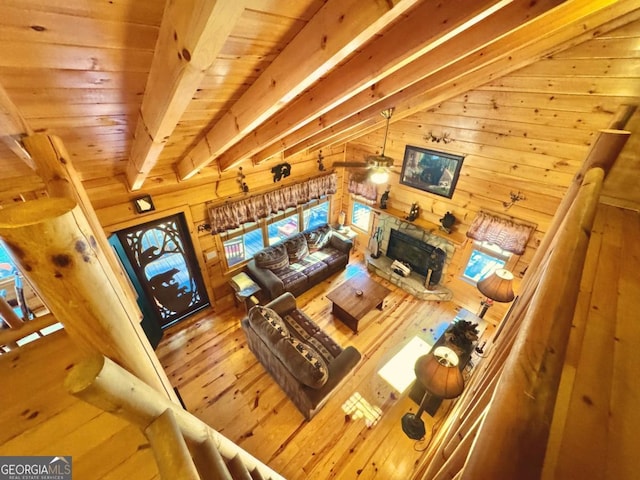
[345,17,640,322]
[87,146,346,311]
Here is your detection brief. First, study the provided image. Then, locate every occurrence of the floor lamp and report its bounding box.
[401,346,464,440]
[476,268,515,319]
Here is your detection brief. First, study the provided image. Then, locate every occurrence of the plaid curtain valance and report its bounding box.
[207,173,337,233]
[466,211,535,255]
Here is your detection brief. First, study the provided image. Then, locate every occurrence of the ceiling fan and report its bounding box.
[333,108,396,184]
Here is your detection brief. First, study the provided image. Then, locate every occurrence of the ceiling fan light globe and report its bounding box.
[370,169,389,184]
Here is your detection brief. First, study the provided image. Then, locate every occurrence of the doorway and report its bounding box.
[112,213,210,333]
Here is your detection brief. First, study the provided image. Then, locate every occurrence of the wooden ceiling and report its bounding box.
[0,0,639,208]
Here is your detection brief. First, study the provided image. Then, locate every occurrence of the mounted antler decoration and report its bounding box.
[237,167,249,193]
[503,191,526,210]
[271,162,291,182]
[425,131,453,144]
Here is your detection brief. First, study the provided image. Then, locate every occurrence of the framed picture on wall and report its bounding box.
[399,145,464,199]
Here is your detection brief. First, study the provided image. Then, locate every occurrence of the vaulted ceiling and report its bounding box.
[0,0,639,207]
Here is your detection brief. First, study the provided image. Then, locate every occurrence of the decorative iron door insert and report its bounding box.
[116,213,209,328]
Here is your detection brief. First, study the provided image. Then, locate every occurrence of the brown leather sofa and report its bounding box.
[245,225,352,302]
[242,292,361,420]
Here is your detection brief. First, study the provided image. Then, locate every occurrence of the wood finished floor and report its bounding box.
[157,254,488,480]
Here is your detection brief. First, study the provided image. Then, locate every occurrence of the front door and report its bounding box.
[115,213,209,329]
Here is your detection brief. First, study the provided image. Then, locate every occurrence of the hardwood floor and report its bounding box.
[157,253,492,479]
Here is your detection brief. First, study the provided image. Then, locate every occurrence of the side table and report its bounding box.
[230,272,262,313]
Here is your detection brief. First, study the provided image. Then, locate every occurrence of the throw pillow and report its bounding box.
[254,244,289,271]
[276,337,329,389]
[304,225,332,252]
[285,233,309,263]
[248,306,289,345]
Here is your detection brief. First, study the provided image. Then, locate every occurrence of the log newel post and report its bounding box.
[0,197,177,402]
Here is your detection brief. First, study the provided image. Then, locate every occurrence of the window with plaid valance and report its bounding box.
[207,173,337,233]
[466,211,535,255]
[347,175,378,202]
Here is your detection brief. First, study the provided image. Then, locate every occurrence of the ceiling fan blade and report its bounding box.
[332,161,369,168]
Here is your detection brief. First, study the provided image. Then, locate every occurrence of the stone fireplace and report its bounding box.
[366,213,455,301]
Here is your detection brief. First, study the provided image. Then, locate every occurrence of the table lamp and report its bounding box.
[401,346,464,440]
[476,268,515,318]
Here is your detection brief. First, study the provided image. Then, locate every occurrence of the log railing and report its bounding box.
[66,354,284,480]
[415,106,634,480]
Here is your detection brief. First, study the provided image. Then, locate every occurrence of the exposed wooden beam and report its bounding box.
[279,0,640,159]
[125,0,247,190]
[218,0,516,169]
[175,0,423,180]
[256,0,566,161]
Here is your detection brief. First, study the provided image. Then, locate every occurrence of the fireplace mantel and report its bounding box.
[372,206,466,246]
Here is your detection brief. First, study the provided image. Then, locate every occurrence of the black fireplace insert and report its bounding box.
[386,229,446,285]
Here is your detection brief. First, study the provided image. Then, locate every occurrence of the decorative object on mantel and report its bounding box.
[466,211,535,255]
[401,346,464,440]
[317,150,325,171]
[133,194,155,214]
[400,145,464,199]
[439,211,456,233]
[425,131,453,144]
[476,268,515,318]
[503,191,526,210]
[237,167,249,193]
[405,202,419,222]
[379,187,390,209]
[271,162,291,182]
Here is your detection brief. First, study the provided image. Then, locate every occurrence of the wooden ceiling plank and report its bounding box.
[125,0,247,190]
[219,0,513,170]
[0,0,165,25]
[0,5,159,50]
[250,0,565,164]
[176,0,423,180]
[0,41,153,72]
[281,0,640,159]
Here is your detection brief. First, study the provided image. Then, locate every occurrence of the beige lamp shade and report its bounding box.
[477,268,515,303]
[414,346,464,399]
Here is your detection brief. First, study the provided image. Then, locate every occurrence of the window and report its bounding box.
[267,211,299,245]
[463,241,511,283]
[223,222,265,268]
[304,202,329,230]
[351,201,371,232]
[0,241,16,281]
[220,198,330,269]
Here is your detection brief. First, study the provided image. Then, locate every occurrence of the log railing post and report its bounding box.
[22,134,142,324]
[66,354,285,480]
[460,165,609,480]
[0,197,177,402]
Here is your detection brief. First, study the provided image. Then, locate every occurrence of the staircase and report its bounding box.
[65,354,284,480]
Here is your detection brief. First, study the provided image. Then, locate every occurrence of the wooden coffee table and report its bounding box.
[326,272,391,333]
